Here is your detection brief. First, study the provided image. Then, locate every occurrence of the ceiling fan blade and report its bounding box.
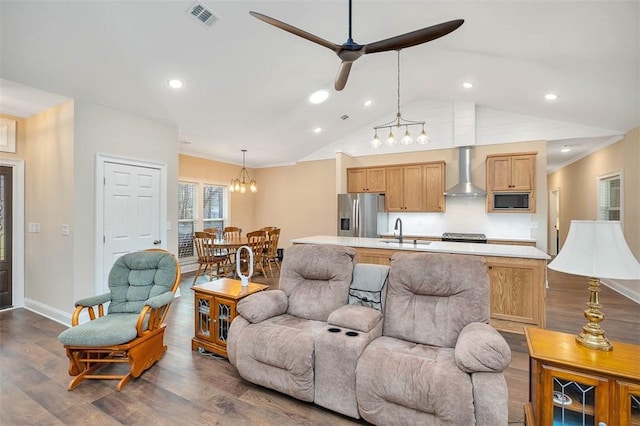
[334,61,353,91]
[363,19,464,54]
[249,11,341,53]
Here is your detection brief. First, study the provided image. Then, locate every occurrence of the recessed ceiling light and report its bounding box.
[168,79,184,89]
[313,127,322,134]
[561,145,570,153]
[462,82,473,89]
[309,90,329,104]
[545,93,558,101]
[363,99,373,107]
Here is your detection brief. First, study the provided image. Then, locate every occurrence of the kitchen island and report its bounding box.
[291,235,550,334]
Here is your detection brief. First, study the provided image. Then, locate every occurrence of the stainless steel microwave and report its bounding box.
[493,192,530,209]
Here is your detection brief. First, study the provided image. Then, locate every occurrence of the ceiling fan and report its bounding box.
[249,1,464,91]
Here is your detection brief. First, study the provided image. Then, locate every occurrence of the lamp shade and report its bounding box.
[548,220,640,280]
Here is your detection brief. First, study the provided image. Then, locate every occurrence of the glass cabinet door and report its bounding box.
[618,381,640,426]
[542,365,609,426]
[195,293,214,341]
[213,298,235,346]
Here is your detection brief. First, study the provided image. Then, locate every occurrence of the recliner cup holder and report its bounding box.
[328,327,341,333]
[345,331,359,337]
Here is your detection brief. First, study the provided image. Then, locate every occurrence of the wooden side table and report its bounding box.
[192,278,269,358]
[524,327,640,426]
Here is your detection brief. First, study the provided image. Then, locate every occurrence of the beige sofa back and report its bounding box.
[279,244,357,321]
[383,252,490,348]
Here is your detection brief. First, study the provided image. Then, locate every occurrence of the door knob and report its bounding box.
[153,240,161,245]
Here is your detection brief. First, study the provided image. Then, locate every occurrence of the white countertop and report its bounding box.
[291,235,550,260]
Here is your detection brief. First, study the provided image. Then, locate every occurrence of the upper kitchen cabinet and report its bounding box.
[486,152,536,191]
[347,167,386,193]
[385,161,445,212]
[423,162,445,212]
[486,152,537,213]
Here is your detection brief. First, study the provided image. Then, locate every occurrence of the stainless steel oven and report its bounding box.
[441,232,487,243]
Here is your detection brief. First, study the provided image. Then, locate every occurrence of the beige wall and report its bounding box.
[3,101,179,319]
[255,159,336,248]
[547,128,639,301]
[179,155,336,250]
[548,128,639,257]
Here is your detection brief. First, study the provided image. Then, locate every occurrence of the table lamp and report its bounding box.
[548,220,640,351]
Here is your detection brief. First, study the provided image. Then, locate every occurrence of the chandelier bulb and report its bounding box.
[417,128,430,145]
[370,131,382,148]
[250,180,257,193]
[385,129,397,147]
[401,127,413,145]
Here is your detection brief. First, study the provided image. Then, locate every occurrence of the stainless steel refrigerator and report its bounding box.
[337,193,388,238]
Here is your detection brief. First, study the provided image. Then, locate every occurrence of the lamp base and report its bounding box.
[574,277,613,351]
[576,329,613,351]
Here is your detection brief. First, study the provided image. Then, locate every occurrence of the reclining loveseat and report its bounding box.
[227,244,511,425]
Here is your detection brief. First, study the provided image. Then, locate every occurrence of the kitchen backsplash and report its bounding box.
[386,196,533,238]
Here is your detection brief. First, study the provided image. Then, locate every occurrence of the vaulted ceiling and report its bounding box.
[1,1,637,171]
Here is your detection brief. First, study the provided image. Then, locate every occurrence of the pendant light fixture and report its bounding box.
[229,149,257,193]
[370,50,429,148]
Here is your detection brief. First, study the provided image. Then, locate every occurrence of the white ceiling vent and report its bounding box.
[186,1,219,27]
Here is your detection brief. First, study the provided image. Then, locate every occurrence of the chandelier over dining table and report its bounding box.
[230,149,257,193]
[370,50,429,148]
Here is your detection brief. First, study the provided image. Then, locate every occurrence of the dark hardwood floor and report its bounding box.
[1,268,638,425]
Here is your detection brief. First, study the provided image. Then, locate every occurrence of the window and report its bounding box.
[178,181,229,260]
[598,171,622,222]
[203,184,225,232]
[178,182,197,258]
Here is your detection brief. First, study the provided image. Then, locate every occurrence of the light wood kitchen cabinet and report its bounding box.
[385,161,445,212]
[486,152,536,191]
[352,247,546,333]
[423,162,445,212]
[525,327,640,426]
[486,256,546,332]
[347,167,386,193]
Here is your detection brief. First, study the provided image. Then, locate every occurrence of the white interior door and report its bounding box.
[102,161,161,292]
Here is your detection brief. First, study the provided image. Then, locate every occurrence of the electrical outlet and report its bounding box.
[531,221,539,229]
[28,223,41,233]
[61,224,70,236]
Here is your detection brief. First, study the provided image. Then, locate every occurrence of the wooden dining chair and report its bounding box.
[242,230,267,277]
[192,231,230,285]
[223,227,242,239]
[263,228,281,277]
[203,227,220,236]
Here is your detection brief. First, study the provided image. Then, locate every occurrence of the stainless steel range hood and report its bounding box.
[444,146,486,197]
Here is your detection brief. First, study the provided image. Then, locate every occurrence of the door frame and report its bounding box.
[0,158,24,309]
[95,153,167,295]
[548,187,560,256]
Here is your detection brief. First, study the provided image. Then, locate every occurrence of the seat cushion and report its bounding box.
[233,315,327,402]
[356,336,475,426]
[58,313,143,346]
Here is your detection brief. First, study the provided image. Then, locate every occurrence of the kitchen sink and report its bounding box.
[378,239,432,246]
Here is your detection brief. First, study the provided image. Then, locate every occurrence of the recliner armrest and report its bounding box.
[145,291,175,309]
[75,292,112,308]
[327,305,383,333]
[454,322,511,373]
[237,289,288,323]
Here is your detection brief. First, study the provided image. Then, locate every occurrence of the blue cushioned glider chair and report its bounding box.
[58,249,181,391]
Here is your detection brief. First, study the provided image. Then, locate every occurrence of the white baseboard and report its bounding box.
[24,291,183,328]
[602,278,640,304]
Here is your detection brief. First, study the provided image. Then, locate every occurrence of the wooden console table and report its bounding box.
[192,278,269,358]
[525,327,640,425]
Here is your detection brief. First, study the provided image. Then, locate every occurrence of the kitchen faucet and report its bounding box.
[394,218,403,244]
